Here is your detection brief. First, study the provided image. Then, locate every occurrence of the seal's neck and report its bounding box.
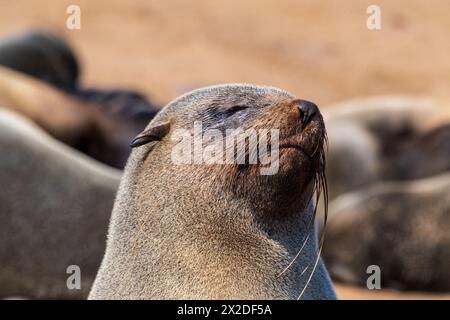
[165,197,336,299]
[92,151,336,299]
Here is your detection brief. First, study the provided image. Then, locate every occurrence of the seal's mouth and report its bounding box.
[279,143,314,162]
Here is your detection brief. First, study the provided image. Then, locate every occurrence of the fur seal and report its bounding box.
[323,173,450,292]
[89,84,336,300]
[324,96,450,199]
[0,108,121,299]
[0,31,80,91]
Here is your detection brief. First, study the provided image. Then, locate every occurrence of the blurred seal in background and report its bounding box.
[0,108,121,299]
[0,31,160,159]
[0,65,145,168]
[322,96,450,293]
[323,173,450,292]
[0,31,80,91]
[324,96,450,200]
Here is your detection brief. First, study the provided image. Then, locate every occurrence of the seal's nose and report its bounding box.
[297,99,319,126]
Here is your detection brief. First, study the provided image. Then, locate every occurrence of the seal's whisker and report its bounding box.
[300,266,309,276]
[277,167,321,277]
[298,150,329,300]
[277,220,313,277]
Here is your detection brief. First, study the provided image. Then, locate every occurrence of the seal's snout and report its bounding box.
[296,99,319,127]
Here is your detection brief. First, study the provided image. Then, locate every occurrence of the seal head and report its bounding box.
[90,84,335,299]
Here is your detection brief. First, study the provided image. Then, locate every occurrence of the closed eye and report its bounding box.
[224,105,249,116]
[207,105,250,122]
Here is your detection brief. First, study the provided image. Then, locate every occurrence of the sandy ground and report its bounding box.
[0,0,449,299]
[335,284,450,300]
[1,0,450,107]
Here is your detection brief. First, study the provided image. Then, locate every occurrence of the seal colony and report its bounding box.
[321,96,450,292]
[0,109,121,299]
[89,84,336,299]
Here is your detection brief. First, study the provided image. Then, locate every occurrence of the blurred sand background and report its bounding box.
[1,0,449,299]
[2,0,450,106]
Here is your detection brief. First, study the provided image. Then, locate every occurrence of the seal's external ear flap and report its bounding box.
[130,121,171,148]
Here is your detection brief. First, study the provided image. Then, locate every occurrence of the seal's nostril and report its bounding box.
[297,99,319,126]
